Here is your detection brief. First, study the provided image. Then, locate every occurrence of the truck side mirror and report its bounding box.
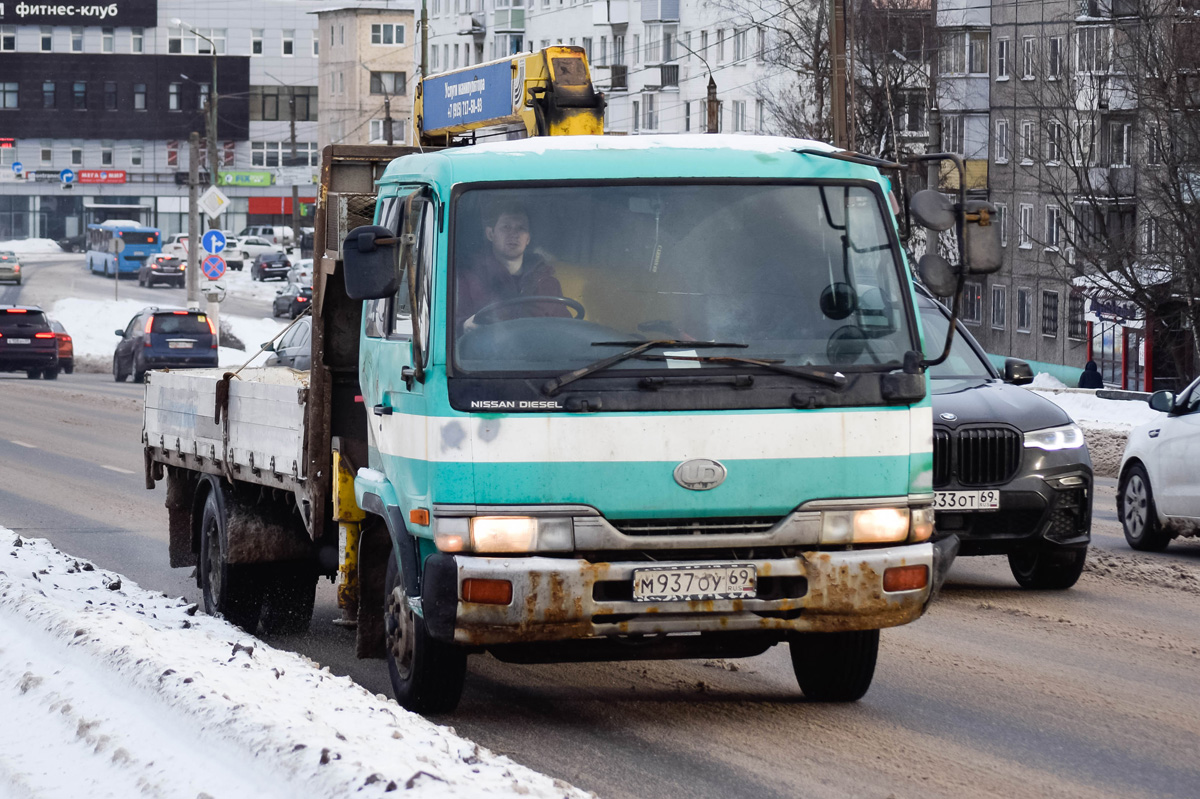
[963,200,1003,275]
[1149,390,1174,413]
[917,254,960,296]
[910,190,955,232]
[342,225,400,300]
[1004,358,1034,385]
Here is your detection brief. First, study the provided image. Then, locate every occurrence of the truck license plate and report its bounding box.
[934,490,1000,511]
[168,340,194,349]
[7,338,30,344]
[632,564,757,602]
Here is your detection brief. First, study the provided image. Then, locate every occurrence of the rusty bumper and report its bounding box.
[422,538,957,646]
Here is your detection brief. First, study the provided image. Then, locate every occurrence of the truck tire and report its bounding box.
[1119,464,1172,551]
[789,629,879,702]
[384,553,466,714]
[1007,546,1087,589]
[199,487,265,632]
[260,563,318,635]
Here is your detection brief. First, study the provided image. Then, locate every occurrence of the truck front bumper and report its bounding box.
[422,536,958,646]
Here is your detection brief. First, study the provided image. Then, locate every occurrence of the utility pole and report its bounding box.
[830,0,849,148]
[926,0,941,257]
[207,45,220,212]
[288,91,300,248]
[706,76,719,134]
[421,0,429,82]
[186,132,201,310]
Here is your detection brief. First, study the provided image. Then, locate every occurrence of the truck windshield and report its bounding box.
[451,183,915,376]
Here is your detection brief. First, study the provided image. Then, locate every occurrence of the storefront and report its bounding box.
[1086,297,1150,391]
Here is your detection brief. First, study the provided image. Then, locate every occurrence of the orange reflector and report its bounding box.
[462,579,513,605]
[883,565,928,592]
[409,508,429,526]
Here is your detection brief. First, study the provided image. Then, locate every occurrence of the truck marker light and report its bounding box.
[410,508,430,526]
[462,579,513,605]
[883,565,928,592]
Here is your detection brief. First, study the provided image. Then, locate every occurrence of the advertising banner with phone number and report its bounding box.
[0,0,156,27]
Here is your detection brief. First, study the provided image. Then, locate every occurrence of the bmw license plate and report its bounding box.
[7,338,30,344]
[934,490,1000,511]
[168,340,194,349]
[632,564,757,602]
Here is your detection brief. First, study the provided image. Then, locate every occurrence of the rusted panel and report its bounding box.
[224,493,313,565]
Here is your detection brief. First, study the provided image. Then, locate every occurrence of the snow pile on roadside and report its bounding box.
[49,297,287,373]
[1030,372,1068,389]
[0,532,589,799]
[217,265,296,303]
[1029,389,1161,432]
[0,238,63,254]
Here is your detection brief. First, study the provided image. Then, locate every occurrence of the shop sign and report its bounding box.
[77,169,126,184]
[220,171,273,187]
[0,0,158,27]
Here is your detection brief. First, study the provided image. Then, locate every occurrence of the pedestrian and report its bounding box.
[1078,360,1104,389]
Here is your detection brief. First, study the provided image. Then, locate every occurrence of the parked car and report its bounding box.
[1117,378,1200,551]
[238,225,294,248]
[218,232,244,270]
[137,255,186,288]
[919,292,1093,589]
[236,236,280,265]
[162,233,189,260]
[0,305,60,379]
[46,318,74,374]
[58,233,87,253]
[0,251,21,285]
[273,284,312,318]
[251,251,291,281]
[265,315,311,370]
[113,307,218,383]
[287,258,313,287]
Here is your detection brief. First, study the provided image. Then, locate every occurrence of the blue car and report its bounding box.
[113,307,218,382]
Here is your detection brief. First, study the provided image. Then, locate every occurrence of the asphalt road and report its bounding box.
[1,352,1198,797]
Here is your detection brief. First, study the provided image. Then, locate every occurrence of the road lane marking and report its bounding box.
[9,441,36,449]
[101,465,136,475]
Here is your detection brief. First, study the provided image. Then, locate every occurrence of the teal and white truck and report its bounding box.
[144,133,1000,714]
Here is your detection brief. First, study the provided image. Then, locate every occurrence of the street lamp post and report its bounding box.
[172,19,220,193]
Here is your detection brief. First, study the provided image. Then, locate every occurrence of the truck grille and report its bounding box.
[611,517,778,537]
[933,426,1022,487]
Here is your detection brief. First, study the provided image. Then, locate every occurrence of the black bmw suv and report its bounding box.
[919,294,1093,590]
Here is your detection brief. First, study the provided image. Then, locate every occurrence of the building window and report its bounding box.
[733,28,748,61]
[1076,26,1109,74]
[134,83,146,110]
[942,31,966,74]
[0,82,17,109]
[0,26,14,51]
[252,29,263,56]
[1068,293,1086,339]
[73,81,87,110]
[1020,120,1034,163]
[1045,205,1062,249]
[732,99,747,132]
[643,94,658,130]
[632,99,640,131]
[1074,120,1097,165]
[996,119,1010,162]
[169,27,226,55]
[370,72,407,95]
[901,91,926,133]
[995,202,1008,246]
[1146,124,1164,165]
[1047,121,1064,163]
[1022,36,1035,79]
[969,31,989,75]
[282,30,294,56]
[942,114,964,154]
[40,142,52,166]
[1048,36,1063,78]
[71,147,83,166]
[312,36,319,57]
[996,37,1009,78]
[991,284,1007,329]
[198,83,210,111]
[1019,203,1033,248]
[1144,217,1160,255]
[71,27,83,52]
[132,27,144,53]
[369,119,407,143]
[716,29,726,62]
[963,281,983,324]
[169,83,180,111]
[1110,121,1132,166]
[251,141,320,168]
[1017,288,1033,332]
[42,81,56,109]
[104,81,117,110]
[102,27,114,52]
[130,144,143,167]
[756,99,765,133]
[100,142,114,166]
[40,26,52,52]
[371,24,406,45]
[1041,291,1060,337]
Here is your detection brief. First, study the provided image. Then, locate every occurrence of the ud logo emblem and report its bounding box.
[674,459,727,491]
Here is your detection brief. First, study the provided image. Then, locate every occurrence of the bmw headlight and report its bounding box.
[1023,423,1085,451]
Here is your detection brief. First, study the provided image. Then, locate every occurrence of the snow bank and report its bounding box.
[0,238,64,254]
[0,533,589,799]
[1030,372,1067,389]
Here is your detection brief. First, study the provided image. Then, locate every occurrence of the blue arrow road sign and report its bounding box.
[59,168,75,184]
[201,254,227,281]
[12,162,23,175]
[202,229,227,254]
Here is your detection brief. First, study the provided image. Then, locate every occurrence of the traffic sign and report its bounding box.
[202,229,227,254]
[59,168,75,184]
[11,162,22,175]
[197,186,231,218]
[201,254,227,281]
[110,238,126,254]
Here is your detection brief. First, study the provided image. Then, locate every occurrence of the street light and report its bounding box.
[171,18,219,189]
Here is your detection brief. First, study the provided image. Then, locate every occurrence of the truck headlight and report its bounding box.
[1023,423,1084,451]
[820,508,911,544]
[434,516,573,553]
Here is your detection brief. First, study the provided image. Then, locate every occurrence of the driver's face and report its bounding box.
[486,213,531,262]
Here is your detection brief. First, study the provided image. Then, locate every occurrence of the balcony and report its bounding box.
[644,63,679,89]
[493,8,525,32]
[939,159,989,191]
[457,14,486,35]
[1085,166,1136,197]
[609,64,628,91]
[591,0,629,25]
[640,0,678,22]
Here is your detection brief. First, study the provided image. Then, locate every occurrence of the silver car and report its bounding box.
[0,251,22,285]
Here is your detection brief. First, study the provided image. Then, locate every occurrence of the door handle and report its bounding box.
[401,365,416,390]
[373,404,393,416]
[1149,429,1159,438]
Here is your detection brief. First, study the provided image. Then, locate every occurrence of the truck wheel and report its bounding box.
[384,553,466,713]
[199,487,265,632]
[789,629,879,702]
[1119,464,1171,551]
[112,355,127,382]
[1008,546,1087,590]
[260,563,318,635]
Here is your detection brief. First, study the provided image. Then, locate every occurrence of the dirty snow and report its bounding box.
[0,532,589,799]
[0,238,64,254]
[1028,387,1162,432]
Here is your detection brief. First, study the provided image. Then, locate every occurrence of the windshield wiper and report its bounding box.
[638,354,847,388]
[542,339,747,396]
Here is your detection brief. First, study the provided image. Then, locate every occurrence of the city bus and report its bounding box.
[86,220,163,278]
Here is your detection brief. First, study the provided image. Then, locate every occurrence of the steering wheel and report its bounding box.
[471,295,586,325]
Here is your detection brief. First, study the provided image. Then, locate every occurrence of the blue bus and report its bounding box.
[87,220,162,278]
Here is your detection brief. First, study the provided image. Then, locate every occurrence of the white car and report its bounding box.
[236,236,285,266]
[1117,378,1200,551]
[162,233,189,259]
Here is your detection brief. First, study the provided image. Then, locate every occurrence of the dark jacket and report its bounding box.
[1078,360,1104,389]
[456,250,570,327]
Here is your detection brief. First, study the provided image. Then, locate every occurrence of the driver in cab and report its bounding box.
[457,203,572,332]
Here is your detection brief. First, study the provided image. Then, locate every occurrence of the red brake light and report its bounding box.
[34,332,55,339]
[144,317,154,335]
[296,296,308,302]
[6,308,27,313]
[172,311,187,315]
